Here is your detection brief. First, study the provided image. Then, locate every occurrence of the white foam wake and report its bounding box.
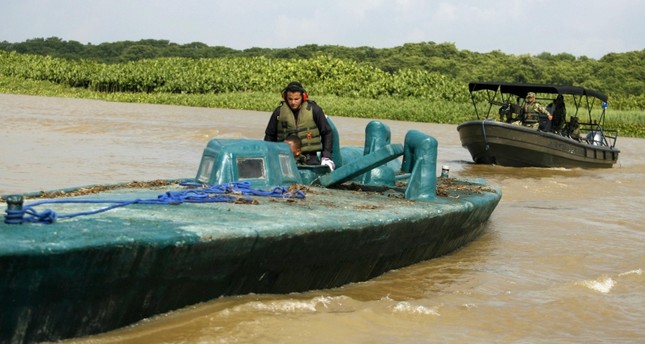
[392,301,440,316]
[579,277,616,294]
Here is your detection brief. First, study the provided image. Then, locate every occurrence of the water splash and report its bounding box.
[392,301,440,316]
[578,277,616,294]
[229,295,348,314]
[618,269,642,277]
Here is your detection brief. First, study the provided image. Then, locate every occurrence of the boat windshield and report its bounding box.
[196,155,215,183]
[278,154,298,179]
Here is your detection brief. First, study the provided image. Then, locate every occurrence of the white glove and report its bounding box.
[321,157,335,171]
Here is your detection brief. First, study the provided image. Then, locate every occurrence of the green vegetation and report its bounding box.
[2,37,644,97]
[0,74,473,124]
[0,38,643,138]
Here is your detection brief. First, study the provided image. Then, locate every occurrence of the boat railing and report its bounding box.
[577,122,618,148]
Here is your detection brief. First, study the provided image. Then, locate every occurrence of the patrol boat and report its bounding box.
[457,82,620,168]
[1,120,501,343]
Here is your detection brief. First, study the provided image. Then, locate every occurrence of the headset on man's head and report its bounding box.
[281,82,308,102]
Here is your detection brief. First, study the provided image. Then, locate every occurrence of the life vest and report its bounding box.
[276,101,322,153]
[522,102,545,123]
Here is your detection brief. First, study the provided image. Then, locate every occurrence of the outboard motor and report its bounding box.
[586,131,605,146]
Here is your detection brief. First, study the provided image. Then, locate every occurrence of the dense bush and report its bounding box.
[2,38,643,98]
[0,52,469,102]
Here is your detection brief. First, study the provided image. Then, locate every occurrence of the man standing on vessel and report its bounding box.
[264,81,335,170]
[521,92,553,131]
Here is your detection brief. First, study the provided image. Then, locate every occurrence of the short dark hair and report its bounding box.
[283,81,306,93]
[284,134,302,149]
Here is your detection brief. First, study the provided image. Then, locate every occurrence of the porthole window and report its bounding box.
[237,158,265,179]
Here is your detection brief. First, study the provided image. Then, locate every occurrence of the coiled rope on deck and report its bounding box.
[4,181,305,225]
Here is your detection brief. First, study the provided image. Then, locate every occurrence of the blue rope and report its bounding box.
[4,181,305,225]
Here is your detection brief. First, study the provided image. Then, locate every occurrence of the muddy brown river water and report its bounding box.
[1,94,643,343]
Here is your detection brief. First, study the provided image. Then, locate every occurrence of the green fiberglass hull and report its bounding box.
[1,121,501,343]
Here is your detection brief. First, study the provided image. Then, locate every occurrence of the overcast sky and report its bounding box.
[1,0,642,59]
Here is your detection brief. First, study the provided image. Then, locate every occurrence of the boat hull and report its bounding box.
[1,179,501,343]
[457,120,620,168]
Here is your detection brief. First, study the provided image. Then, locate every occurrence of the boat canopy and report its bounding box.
[468,82,608,102]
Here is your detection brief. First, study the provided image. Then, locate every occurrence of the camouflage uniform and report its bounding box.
[294,153,308,165]
[521,92,550,129]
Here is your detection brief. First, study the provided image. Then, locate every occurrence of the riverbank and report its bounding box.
[1,75,642,138]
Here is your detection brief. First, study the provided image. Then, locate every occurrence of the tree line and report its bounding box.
[1,37,643,99]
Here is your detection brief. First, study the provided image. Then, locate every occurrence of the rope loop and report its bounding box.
[25,207,57,224]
